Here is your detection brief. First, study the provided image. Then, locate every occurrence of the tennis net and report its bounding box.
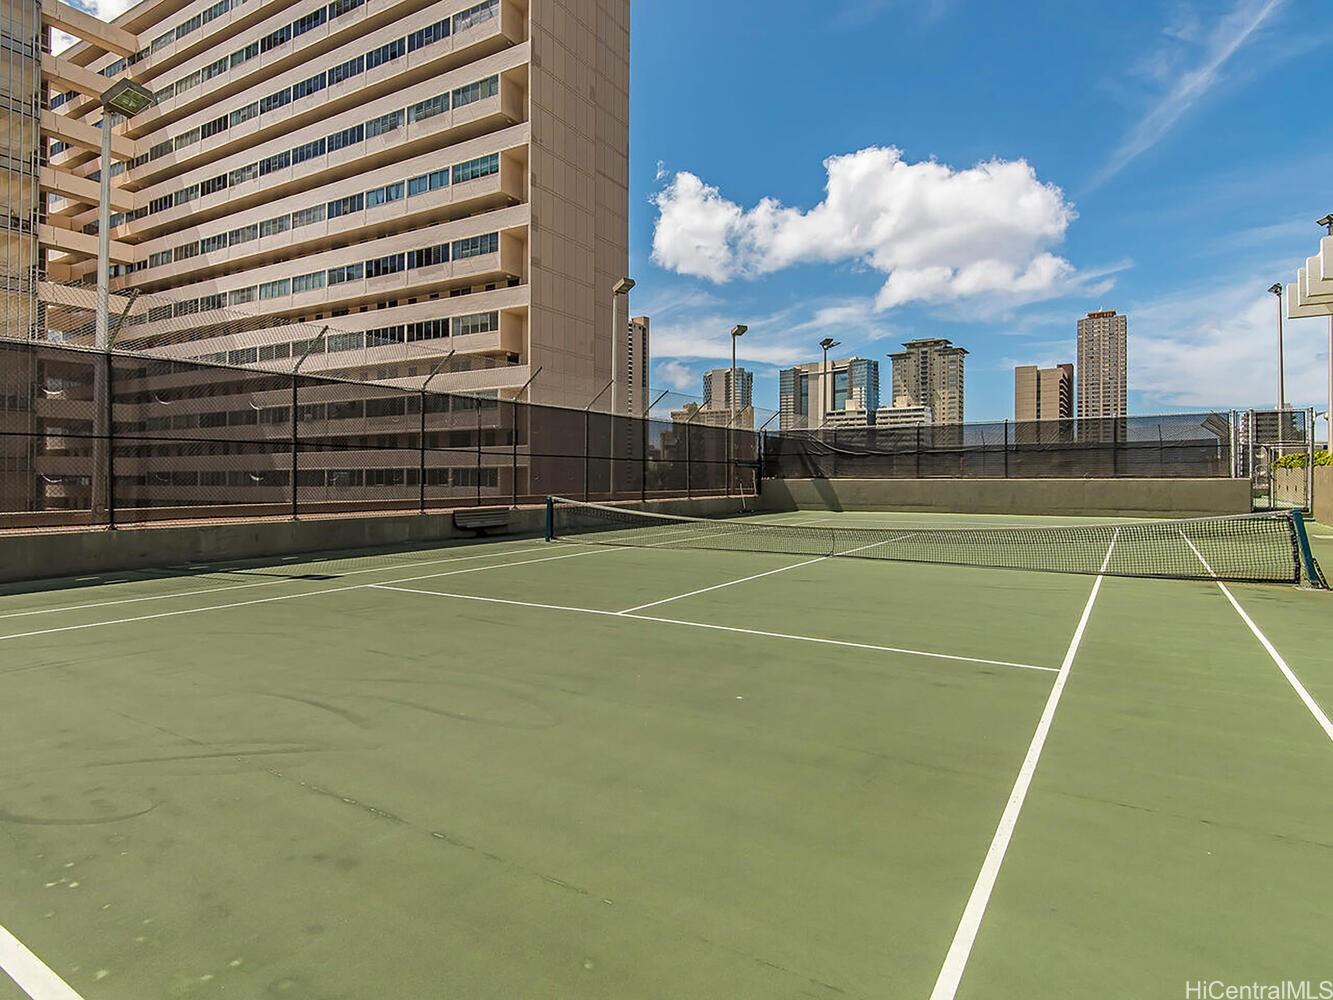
[546,498,1325,586]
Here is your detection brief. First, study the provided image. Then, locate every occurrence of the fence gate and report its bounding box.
[1237,408,1316,511]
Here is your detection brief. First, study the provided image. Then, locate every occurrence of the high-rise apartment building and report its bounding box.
[778,357,879,430]
[622,315,648,415]
[888,338,966,425]
[1014,363,1073,422]
[10,0,630,408]
[1076,310,1127,419]
[701,366,752,414]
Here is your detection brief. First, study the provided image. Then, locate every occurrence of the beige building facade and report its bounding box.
[8,0,630,409]
[888,338,966,425]
[1077,310,1127,419]
[1014,362,1073,422]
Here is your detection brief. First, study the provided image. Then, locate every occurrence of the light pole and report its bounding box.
[729,324,747,425]
[610,277,635,414]
[819,337,840,430]
[96,79,154,350]
[1268,283,1285,413]
[1320,215,1333,454]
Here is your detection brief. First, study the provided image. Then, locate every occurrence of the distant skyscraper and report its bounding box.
[1077,311,1128,418]
[778,358,879,430]
[888,338,967,425]
[1014,363,1074,421]
[623,316,650,415]
[702,367,753,413]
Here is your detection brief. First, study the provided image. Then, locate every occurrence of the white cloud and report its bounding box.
[654,360,698,392]
[1090,0,1284,189]
[650,147,1088,312]
[1129,284,1327,411]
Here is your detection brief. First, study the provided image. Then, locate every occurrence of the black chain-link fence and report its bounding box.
[0,342,758,530]
[762,413,1237,481]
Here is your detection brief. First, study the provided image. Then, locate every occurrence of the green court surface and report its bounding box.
[0,510,1329,1000]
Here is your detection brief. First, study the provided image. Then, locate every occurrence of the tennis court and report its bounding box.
[1,504,1330,999]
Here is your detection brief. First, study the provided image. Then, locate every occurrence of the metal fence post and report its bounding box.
[1308,406,1317,511]
[105,352,116,529]
[290,373,299,519]
[915,425,921,478]
[641,411,648,503]
[1003,419,1009,479]
[583,409,591,501]
[685,421,692,499]
[475,403,483,507]
[418,389,428,515]
[511,398,519,507]
[1112,417,1120,478]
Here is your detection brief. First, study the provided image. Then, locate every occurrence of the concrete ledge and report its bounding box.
[757,478,1251,519]
[1315,466,1333,526]
[0,496,753,586]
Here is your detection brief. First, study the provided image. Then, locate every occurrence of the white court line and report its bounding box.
[372,584,1056,674]
[0,546,617,646]
[0,923,85,1000]
[0,543,550,623]
[616,532,911,614]
[1180,533,1333,745]
[927,527,1120,1000]
[618,557,828,614]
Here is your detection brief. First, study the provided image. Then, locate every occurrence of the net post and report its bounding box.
[544,496,554,542]
[1290,511,1326,588]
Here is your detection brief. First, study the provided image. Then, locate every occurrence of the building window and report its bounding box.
[260,24,292,52]
[229,224,258,246]
[408,168,450,196]
[451,233,498,260]
[173,128,200,151]
[407,244,449,269]
[229,287,257,306]
[292,71,326,101]
[328,54,364,85]
[452,75,499,109]
[365,38,405,70]
[228,162,258,186]
[407,93,449,124]
[327,193,364,219]
[229,101,258,127]
[366,326,405,345]
[175,70,201,96]
[292,271,325,294]
[201,114,228,139]
[200,173,227,197]
[291,7,326,37]
[452,0,499,34]
[260,88,291,114]
[407,18,449,52]
[259,215,290,238]
[173,242,200,261]
[199,293,225,312]
[230,41,259,69]
[452,153,499,184]
[365,110,403,138]
[259,279,291,300]
[202,0,229,25]
[328,123,364,152]
[328,0,364,20]
[202,56,228,82]
[327,262,364,284]
[292,204,326,227]
[174,184,201,207]
[326,332,364,352]
[148,250,172,268]
[258,150,291,176]
[291,137,325,164]
[200,233,227,253]
[453,311,499,336]
[365,182,403,208]
[406,319,448,341]
[365,253,405,279]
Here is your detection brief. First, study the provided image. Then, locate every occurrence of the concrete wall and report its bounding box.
[757,478,1250,519]
[1314,466,1333,526]
[0,496,751,586]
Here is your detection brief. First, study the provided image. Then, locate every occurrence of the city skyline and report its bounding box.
[625,0,1331,425]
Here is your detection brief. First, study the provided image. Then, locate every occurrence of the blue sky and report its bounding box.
[629,0,1333,422]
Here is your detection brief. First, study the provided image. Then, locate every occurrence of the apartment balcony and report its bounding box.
[102,80,527,249]
[110,142,526,291]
